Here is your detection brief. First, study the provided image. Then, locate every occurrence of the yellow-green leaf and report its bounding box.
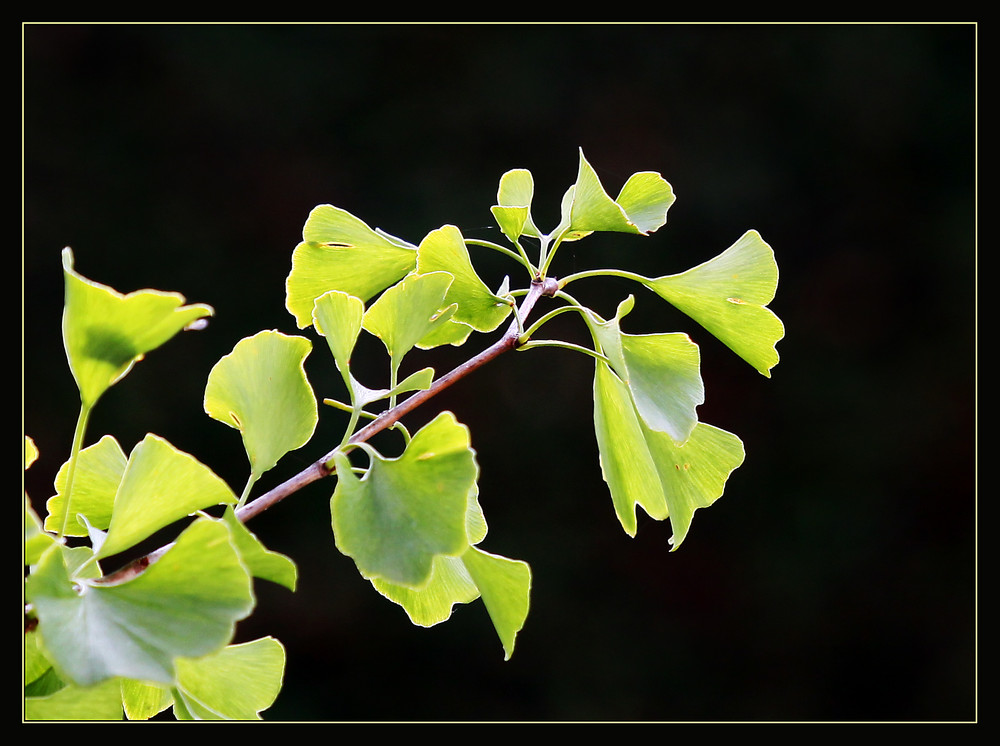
[641,230,784,377]
[61,248,213,407]
[204,331,317,481]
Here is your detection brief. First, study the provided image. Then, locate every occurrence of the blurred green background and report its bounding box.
[23,23,975,721]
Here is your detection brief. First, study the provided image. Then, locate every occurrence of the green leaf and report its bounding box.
[312,289,365,381]
[44,434,127,537]
[172,637,285,720]
[368,486,488,626]
[557,148,675,238]
[24,676,124,721]
[585,297,704,444]
[593,360,744,547]
[26,517,254,687]
[362,271,459,359]
[371,553,481,628]
[416,225,512,333]
[285,205,417,328]
[640,229,784,377]
[593,360,668,536]
[96,434,237,560]
[121,678,173,720]
[490,167,542,241]
[61,247,213,407]
[204,330,317,481]
[463,546,531,661]
[367,486,531,660]
[639,419,745,550]
[331,412,478,588]
[220,507,297,591]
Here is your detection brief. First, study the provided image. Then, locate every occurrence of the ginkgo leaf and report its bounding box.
[312,289,364,380]
[557,148,675,239]
[204,331,317,481]
[61,248,213,407]
[639,419,745,550]
[285,204,417,328]
[415,225,512,333]
[593,359,744,548]
[331,412,477,588]
[641,230,784,377]
[593,360,668,536]
[368,485,489,626]
[490,168,541,241]
[24,676,123,721]
[219,507,297,591]
[26,517,254,687]
[44,435,127,537]
[462,547,531,661]
[585,297,704,444]
[362,271,458,359]
[172,637,285,720]
[96,434,237,560]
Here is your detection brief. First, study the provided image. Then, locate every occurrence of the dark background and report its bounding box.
[23,23,976,722]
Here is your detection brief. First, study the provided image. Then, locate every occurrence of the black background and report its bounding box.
[23,23,976,722]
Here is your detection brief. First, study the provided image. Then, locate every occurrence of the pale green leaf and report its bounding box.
[220,507,297,591]
[331,412,477,588]
[121,678,173,720]
[490,168,541,241]
[204,330,317,480]
[172,637,285,720]
[26,518,254,687]
[24,676,123,721]
[96,434,237,560]
[593,360,668,536]
[371,553,481,628]
[44,435,126,537]
[641,230,784,376]
[25,497,60,567]
[312,289,364,379]
[368,486,489,626]
[559,149,675,237]
[585,298,704,443]
[285,204,417,328]
[462,547,532,661]
[592,360,744,547]
[416,225,512,333]
[362,271,457,359]
[61,247,213,407]
[641,420,745,550]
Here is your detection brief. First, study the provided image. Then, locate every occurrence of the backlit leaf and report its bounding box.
[96,434,237,560]
[331,412,477,588]
[204,331,317,480]
[641,230,784,377]
[491,168,541,241]
[172,637,285,720]
[61,248,213,407]
[558,148,675,238]
[416,225,512,333]
[44,435,126,537]
[285,205,417,328]
[26,517,254,687]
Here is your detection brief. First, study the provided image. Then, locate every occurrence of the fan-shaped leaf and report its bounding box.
[96,434,237,560]
[641,230,784,376]
[285,204,417,328]
[416,225,512,333]
[204,331,317,480]
[558,149,675,238]
[331,412,477,588]
[26,517,254,687]
[61,248,213,407]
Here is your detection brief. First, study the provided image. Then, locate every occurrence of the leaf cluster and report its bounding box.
[24,149,783,720]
